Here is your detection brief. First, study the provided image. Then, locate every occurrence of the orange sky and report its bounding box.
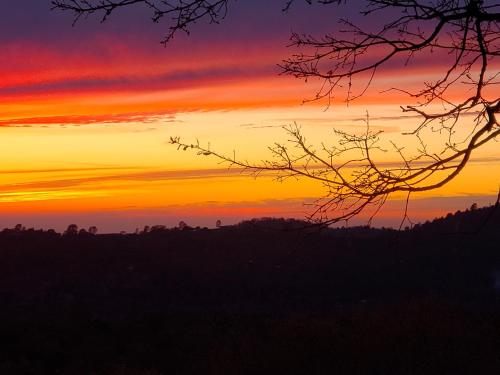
[1,1,499,232]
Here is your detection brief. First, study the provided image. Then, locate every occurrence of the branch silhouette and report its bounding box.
[51,0,230,44]
[54,0,500,224]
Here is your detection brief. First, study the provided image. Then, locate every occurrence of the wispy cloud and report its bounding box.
[0,167,249,194]
[2,157,499,200]
[0,65,275,97]
[241,118,401,133]
[0,166,144,175]
[0,111,178,127]
[240,123,285,130]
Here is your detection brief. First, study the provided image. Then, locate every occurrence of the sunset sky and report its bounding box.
[1,0,499,232]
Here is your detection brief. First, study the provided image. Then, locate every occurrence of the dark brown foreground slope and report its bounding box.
[1,206,499,374]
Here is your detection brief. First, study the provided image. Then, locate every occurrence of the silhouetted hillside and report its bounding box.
[1,205,500,374]
[414,202,500,234]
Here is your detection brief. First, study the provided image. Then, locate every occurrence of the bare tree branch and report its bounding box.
[51,0,231,44]
[54,0,500,225]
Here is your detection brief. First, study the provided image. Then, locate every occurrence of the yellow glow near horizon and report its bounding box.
[1,105,498,217]
[1,58,498,231]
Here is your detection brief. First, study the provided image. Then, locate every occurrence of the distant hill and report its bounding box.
[413,202,500,234]
[1,203,499,313]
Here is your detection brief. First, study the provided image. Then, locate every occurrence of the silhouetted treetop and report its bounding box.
[64,223,79,236]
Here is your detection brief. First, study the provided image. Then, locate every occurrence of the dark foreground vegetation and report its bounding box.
[1,205,500,374]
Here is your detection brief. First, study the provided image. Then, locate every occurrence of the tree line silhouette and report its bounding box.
[1,204,500,373]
